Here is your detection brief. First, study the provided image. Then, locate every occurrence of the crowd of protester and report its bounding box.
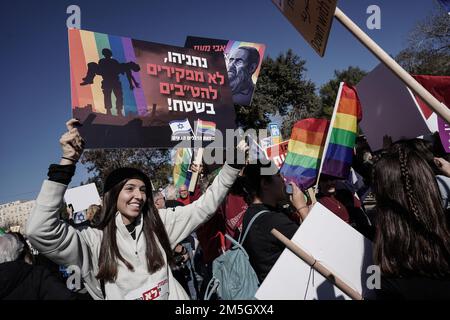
[1,120,450,300]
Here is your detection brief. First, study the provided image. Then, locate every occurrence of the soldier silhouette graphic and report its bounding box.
[81,48,141,116]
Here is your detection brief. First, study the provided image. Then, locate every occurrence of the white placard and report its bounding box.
[356,63,431,151]
[64,183,101,213]
[255,202,373,300]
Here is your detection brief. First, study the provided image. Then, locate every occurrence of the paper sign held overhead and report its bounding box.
[272,0,337,57]
[356,63,431,151]
[64,183,101,213]
[256,202,373,300]
[69,29,235,149]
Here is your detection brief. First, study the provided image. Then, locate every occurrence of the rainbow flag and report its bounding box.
[196,119,216,137]
[280,118,330,190]
[173,148,193,187]
[320,83,362,179]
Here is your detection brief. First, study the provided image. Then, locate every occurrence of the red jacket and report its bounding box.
[318,196,350,224]
[196,193,248,264]
[176,184,202,206]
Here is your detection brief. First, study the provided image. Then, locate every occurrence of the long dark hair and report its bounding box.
[241,163,276,205]
[96,179,174,282]
[373,142,450,278]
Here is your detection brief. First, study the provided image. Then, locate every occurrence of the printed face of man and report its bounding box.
[179,185,188,199]
[227,48,255,94]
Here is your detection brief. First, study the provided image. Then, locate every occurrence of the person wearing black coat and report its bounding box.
[240,162,309,283]
[0,260,75,300]
[0,233,75,300]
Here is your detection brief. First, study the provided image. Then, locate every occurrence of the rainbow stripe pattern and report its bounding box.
[280,118,330,190]
[68,29,147,116]
[196,119,216,136]
[173,148,193,187]
[321,83,361,179]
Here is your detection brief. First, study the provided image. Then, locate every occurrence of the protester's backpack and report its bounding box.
[204,210,269,300]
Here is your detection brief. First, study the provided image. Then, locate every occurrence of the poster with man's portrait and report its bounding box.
[185,36,266,107]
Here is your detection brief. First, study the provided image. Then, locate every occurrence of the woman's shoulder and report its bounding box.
[243,205,285,228]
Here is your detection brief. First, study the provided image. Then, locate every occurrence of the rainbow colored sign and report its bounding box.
[69,29,235,149]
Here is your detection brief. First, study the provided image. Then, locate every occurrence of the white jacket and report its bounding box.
[26,164,240,300]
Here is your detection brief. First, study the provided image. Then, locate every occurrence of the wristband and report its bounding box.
[61,156,77,163]
[296,205,309,212]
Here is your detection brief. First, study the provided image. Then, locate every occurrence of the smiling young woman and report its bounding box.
[26,119,247,300]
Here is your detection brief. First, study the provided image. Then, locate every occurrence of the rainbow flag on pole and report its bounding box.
[280,118,330,190]
[319,82,362,179]
[173,148,193,187]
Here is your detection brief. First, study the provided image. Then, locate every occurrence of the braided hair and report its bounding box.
[373,142,450,278]
[398,147,421,222]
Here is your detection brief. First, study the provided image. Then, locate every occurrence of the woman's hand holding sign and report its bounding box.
[59,119,85,165]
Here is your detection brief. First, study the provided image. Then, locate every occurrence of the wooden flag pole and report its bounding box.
[334,6,450,124]
[306,187,317,204]
[271,228,363,300]
[188,148,204,192]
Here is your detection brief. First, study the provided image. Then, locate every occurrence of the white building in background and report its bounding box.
[0,200,35,234]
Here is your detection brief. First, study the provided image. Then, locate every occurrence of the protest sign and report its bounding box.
[64,183,101,213]
[356,63,431,151]
[256,202,373,300]
[411,75,450,153]
[269,123,281,145]
[271,0,337,57]
[69,29,235,148]
[272,1,450,124]
[185,36,266,106]
[438,117,450,153]
[265,141,288,169]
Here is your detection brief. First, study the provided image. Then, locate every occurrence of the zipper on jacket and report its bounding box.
[135,228,143,257]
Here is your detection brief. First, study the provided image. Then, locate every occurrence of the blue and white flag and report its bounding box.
[169,119,193,135]
[248,136,269,161]
[74,211,86,224]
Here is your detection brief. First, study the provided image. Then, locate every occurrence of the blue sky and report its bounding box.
[0,0,444,204]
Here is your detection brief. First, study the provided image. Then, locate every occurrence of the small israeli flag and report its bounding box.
[169,119,193,135]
